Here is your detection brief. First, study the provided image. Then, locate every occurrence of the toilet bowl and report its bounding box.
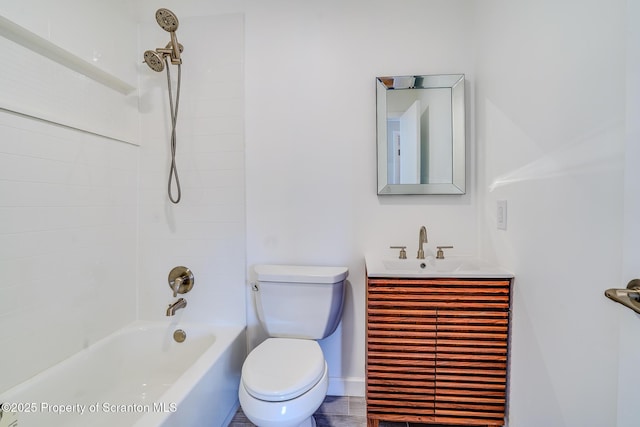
[239,338,328,427]
[239,265,348,427]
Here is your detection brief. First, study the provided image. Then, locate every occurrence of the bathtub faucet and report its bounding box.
[166,298,187,316]
[171,276,183,297]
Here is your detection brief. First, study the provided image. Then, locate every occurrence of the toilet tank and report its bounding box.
[253,265,348,339]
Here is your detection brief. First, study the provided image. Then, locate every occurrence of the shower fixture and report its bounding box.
[144,8,183,71]
[143,8,184,204]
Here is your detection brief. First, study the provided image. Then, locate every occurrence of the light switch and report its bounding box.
[497,200,507,230]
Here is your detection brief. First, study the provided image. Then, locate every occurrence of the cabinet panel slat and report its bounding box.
[368,385,436,394]
[368,378,436,388]
[369,300,509,309]
[436,383,506,392]
[437,338,507,348]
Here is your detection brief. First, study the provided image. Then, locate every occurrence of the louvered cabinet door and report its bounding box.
[433,279,511,426]
[366,277,512,427]
[366,278,438,426]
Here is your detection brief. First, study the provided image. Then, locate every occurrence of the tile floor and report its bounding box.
[229,396,366,427]
[229,396,455,427]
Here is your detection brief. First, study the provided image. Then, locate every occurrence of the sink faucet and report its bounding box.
[417,226,428,259]
[166,298,187,316]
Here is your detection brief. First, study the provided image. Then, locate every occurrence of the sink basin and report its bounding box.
[367,254,513,278]
[382,257,480,272]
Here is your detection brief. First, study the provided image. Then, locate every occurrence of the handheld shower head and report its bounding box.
[156,8,179,32]
[143,50,165,72]
[143,7,185,204]
[154,8,182,65]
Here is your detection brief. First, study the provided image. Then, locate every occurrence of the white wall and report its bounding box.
[474,0,627,425]
[0,0,138,391]
[243,0,476,395]
[618,2,640,427]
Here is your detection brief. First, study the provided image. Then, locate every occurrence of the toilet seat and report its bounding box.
[242,338,326,402]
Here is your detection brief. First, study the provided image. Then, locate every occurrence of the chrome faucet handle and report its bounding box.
[436,246,454,259]
[390,246,407,259]
[168,266,194,296]
[171,276,183,297]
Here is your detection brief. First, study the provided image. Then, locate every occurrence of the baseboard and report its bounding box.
[222,400,240,427]
[327,376,365,397]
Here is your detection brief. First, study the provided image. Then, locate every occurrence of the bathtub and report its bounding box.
[0,321,246,427]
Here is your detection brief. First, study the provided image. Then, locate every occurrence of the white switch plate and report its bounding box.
[497,200,507,230]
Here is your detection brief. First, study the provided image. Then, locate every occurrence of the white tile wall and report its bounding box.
[0,7,246,394]
[0,110,138,392]
[0,0,138,85]
[0,36,139,144]
[137,13,246,325]
[0,0,141,393]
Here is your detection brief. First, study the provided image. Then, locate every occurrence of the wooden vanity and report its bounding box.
[366,275,513,427]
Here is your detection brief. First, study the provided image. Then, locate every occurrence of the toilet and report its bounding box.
[239,264,348,427]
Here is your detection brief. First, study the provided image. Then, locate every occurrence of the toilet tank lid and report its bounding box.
[255,264,348,284]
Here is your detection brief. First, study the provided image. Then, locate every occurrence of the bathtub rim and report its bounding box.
[0,320,246,413]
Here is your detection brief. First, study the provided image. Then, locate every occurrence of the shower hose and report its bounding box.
[165,57,181,204]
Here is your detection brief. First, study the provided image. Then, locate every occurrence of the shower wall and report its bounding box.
[0,2,246,394]
[136,13,246,324]
[0,1,139,392]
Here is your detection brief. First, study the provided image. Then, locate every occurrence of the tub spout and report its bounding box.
[166,298,187,316]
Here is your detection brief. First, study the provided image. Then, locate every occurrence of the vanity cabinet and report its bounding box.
[366,277,512,427]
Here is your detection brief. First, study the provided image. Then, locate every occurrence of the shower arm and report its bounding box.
[155,39,182,65]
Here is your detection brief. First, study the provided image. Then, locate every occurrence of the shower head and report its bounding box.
[155,8,182,65]
[143,50,165,72]
[144,8,182,70]
[156,8,179,32]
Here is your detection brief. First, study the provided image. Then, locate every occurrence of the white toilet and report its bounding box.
[239,264,349,427]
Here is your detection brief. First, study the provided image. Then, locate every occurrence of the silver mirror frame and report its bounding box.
[376,74,466,195]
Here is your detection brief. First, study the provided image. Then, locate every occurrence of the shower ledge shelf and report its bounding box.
[0,15,135,95]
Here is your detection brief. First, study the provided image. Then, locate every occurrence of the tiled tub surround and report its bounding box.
[0,9,247,425]
[136,12,246,325]
[0,109,138,392]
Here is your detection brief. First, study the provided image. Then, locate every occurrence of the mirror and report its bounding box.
[376,74,465,195]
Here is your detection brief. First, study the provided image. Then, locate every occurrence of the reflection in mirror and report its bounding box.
[376,74,465,195]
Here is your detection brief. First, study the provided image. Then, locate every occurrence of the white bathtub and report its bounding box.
[0,321,246,427]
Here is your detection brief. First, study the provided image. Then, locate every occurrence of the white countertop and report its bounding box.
[365,253,514,279]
